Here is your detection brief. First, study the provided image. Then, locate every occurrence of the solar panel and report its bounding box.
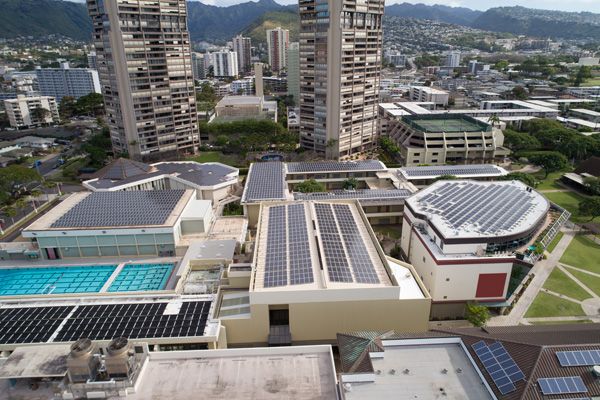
[472,341,525,395]
[401,164,501,178]
[287,204,314,285]
[243,162,286,203]
[0,306,74,344]
[294,189,412,201]
[54,301,211,342]
[263,206,288,288]
[557,350,600,367]
[51,190,186,228]
[538,377,588,395]
[286,160,384,173]
[314,203,353,283]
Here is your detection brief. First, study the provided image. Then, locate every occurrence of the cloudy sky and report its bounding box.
[195,0,600,13]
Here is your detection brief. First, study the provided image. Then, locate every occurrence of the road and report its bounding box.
[0,198,62,242]
[35,154,62,176]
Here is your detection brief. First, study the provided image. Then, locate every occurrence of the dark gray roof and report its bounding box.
[86,161,237,190]
[286,160,385,174]
[400,164,506,178]
[92,158,154,181]
[293,189,412,202]
[51,190,186,228]
[242,162,287,203]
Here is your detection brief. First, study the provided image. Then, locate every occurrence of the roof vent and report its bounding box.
[343,383,352,392]
[403,369,410,375]
[456,368,463,374]
[389,369,396,375]
[375,369,382,375]
[441,368,448,374]
[593,365,600,378]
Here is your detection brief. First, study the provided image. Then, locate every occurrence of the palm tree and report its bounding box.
[4,206,17,225]
[15,198,27,219]
[488,114,501,128]
[30,188,43,213]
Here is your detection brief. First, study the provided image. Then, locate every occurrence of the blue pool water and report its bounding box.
[0,265,116,295]
[0,262,174,296]
[107,263,174,292]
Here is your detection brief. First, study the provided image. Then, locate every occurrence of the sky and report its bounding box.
[194,0,600,13]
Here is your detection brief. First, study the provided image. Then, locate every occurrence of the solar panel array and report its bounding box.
[538,377,588,395]
[51,190,186,228]
[55,301,210,342]
[286,160,384,173]
[0,306,73,344]
[263,204,314,288]
[294,189,413,201]
[243,162,286,203]
[401,164,502,178]
[416,182,539,235]
[314,203,380,284]
[472,340,525,395]
[557,350,600,367]
[0,301,211,345]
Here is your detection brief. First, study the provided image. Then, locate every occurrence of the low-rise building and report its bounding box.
[230,78,254,95]
[401,180,550,318]
[14,136,56,150]
[4,95,59,128]
[389,114,510,166]
[410,86,449,107]
[214,95,277,122]
[398,164,509,187]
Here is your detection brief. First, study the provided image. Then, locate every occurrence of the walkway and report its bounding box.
[488,230,575,326]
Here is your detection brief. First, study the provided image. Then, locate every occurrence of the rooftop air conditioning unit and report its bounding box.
[105,337,135,380]
[67,338,100,383]
[592,365,600,378]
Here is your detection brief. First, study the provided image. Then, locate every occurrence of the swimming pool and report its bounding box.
[107,263,174,292]
[0,262,174,296]
[0,265,116,295]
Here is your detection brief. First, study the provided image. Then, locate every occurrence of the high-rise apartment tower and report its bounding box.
[266,27,289,73]
[87,0,199,160]
[232,35,252,74]
[299,0,385,159]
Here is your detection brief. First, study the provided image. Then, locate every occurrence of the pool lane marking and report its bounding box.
[100,263,127,293]
[48,305,79,343]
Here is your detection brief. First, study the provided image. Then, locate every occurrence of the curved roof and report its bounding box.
[93,158,154,181]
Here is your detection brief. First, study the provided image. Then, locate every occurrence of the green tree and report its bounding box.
[75,93,105,116]
[295,179,325,193]
[574,66,593,87]
[465,303,491,328]
[31,107,51,125]
[583,177,600,196]
[433,175,458,182]
[511,86,528,100]
[59,96,77,120]
[579,197,600,222]
[503,129,541,152]
[4,206,17,225]
[343,178,358,190]
[0,165,41,205]
[529,152,568,178]
[498,172,537,187]
[215,135,229,147]
[488,114,501,128]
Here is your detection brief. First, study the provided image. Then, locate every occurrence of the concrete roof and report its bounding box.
[129,346,338,400]
[0,345,70,379]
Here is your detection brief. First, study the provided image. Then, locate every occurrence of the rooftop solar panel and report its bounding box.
[0,306,74,344]
[294,189,412,201]
[401,164,502,178]
[242,162,286,203]
[286,160,384,173]
[472,341,525,396]
[51,190,186,228]
[556,350,600,367]
[314,203,354,283]
[538,377,587,395]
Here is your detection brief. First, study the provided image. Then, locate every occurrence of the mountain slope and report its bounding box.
[187,0,287,42]
[385,2,482,26]
[0,0,91,40]
[472,6,600,40]
[242,10,299,47]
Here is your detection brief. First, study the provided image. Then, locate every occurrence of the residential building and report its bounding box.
[87,0,200,160]
[299,0,385,159]
[4,95,59,128]
[35,62,101,102]
[266,27,289,73]
[468,60,490,75]
[230,78,254,95]
[214,96,277,122]
[388,114,510,166]
[385,51,407,67]
[210,51,239,78]
[410,86,449,107]
[191,53,206,80]
[445,51,461,68]
[232,35,252,74]
[401,180,550,317]
[263,76,287,94]
[87,51,97,70]
[14,136,56,150]
[286,42,300,105]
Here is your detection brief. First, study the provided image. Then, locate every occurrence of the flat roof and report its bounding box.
[406,180,549,239]
[0,345,70,379]
[399,164,509,180]
[341,339,494,400]
[403,115,490,133]
[253,202,392,291]
[572,108,600,117]
[286,160,386,174]
[293,189,412,202]
[26,190,192,230]
[84,161,238,190]
[130,346,337,400]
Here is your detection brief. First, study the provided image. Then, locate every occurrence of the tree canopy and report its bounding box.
[529,152,569,178]
[465,303,490,328]
[579,197,600,222]
[0,165,41,205]
[295,179,325,193]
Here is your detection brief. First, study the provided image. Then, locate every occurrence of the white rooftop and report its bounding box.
[406,180,549,240]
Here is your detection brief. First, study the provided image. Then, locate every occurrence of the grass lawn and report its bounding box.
[582,77,600,87]
[533,171,568,191]
[544,191,588,224]
[187,151,240,166]
[566,268,600,297]
[560,235,600,273]
[546,232,564,253]
[524,292,586,318]
[543,268,592,301]
[373,225,403,240]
